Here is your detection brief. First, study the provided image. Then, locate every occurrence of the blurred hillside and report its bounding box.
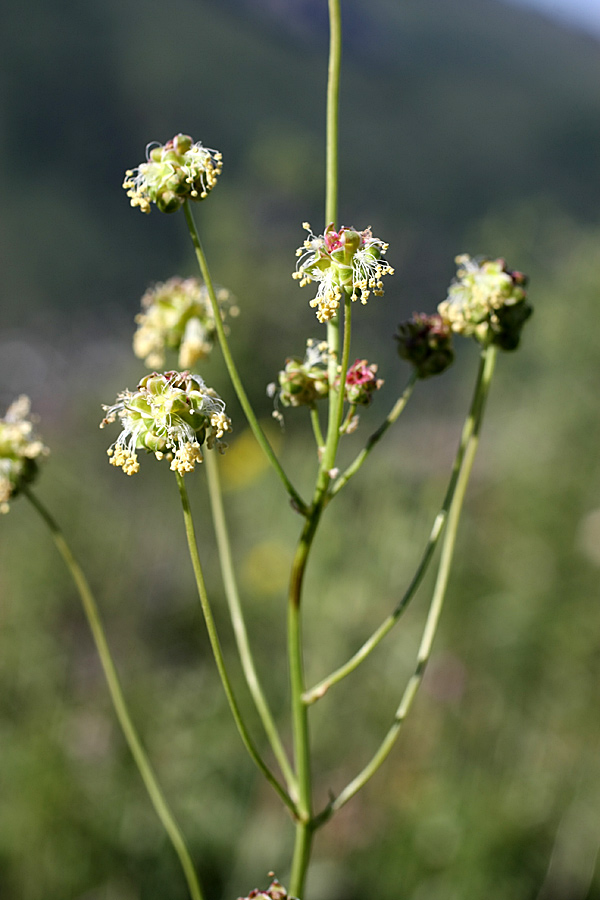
[1,1,600,900]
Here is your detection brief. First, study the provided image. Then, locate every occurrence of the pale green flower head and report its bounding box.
[438,254,530,347]
[268,338,330,411]
[100,371,232,476]
[123,134,222,214]
[133,277,238,370]
[0,396,49,513]
[292,223,394,323]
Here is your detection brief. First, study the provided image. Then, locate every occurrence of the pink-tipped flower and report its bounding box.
[293,222,394,323]
[344,358,384,406]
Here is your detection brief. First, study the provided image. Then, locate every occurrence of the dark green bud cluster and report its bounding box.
[396,313,455,379]
[238,875,293,900]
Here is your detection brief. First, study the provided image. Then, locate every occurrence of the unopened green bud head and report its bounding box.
[100,371,232,476]
[268,339,330,413]
[0,396,49,513]
[396,313,455,379]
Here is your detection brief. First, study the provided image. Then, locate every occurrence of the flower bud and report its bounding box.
[438,255,531,349]
[100,371,232,476]
[133,277,238,370]
[0,396,49,513]
[123,134,223,214]
[269,339,330,410]
[343,359,384,405]
[395,313,454,379]
[237,875,293,900]
[293,222,394,323]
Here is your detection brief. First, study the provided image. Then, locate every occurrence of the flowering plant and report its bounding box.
[3,2,532,898]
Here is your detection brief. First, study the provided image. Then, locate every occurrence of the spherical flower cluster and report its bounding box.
[237,875,293,900]
[343,358,384,406]
[267,339,330,410]
[438,254,531,349]
[395,313,455,379]
[123,134,222,214]
[293,222,394,323]
[133,277,238,370]
[268,341,383,421]
[0,396,49,513]
[100,371,232,476]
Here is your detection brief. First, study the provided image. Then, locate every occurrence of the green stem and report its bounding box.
[303,357,486,704]
[324,345,498,816]
[183,201,307,516]
[203,449,297,797]
[329,373,417,499]
[325,0,341,226]
[287,2,343,893]
[175,472,297,817]
[318,295,352,493]
[310,405,326,452]
[287,514,320,897]
[24,489,205,900]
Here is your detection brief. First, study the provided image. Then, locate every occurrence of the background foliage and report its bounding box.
[1,1,600,898]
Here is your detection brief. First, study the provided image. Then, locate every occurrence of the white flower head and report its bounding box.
[0,396,49,513]
[293,222,394,322]
[133,277,238,369]
[100,371,232,476]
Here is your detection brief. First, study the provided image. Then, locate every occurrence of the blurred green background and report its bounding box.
[2,0,600,898]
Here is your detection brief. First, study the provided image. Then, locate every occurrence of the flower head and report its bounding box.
[100,371,232,476]
[267,339,330,411]
[343,358,384,406]
[395,313,455,379]
[293,222,394,323]
[0,396,49,513]
[237,875,294,900]
[438,254,531,349]
[133,277,238,369]
[123,134,222,214]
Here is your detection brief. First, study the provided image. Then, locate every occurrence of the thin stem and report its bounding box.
[319,296,352,492]
[24,489,205,900]
[175,472,297,817]
[326,345,498,816]
[183,202,307,516]
[287,513,320,896]
[287,2,343,893]
[329,372,417,499]
[303,358,485,704]
[310,405,326,452]
[203,449,297,797]
[325,0,342,226]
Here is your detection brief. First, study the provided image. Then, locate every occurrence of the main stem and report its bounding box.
[288,1,343,895]
[24,489,205,900]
